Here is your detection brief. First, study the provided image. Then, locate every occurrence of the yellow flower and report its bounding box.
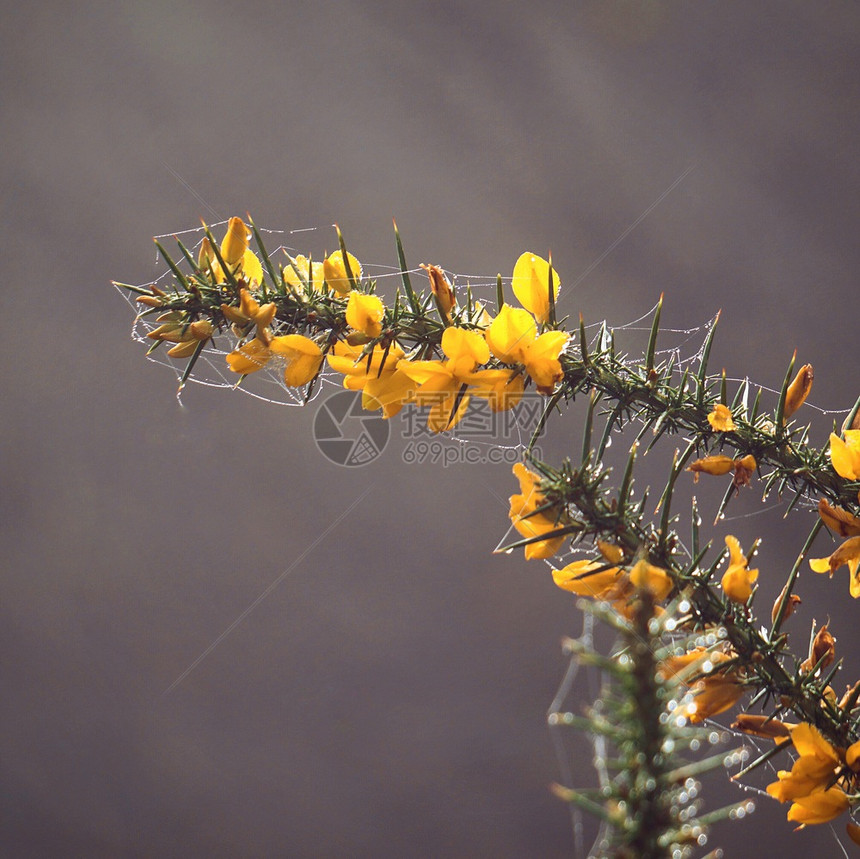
[421,264,456,319]
[597,541,624,564]
[485,305,569,393]
[462,368,525,413]
[508,462,567,560]
[552,554,672,617]
[680,674,746,724]
[766,723,841,803]
[226,333,322,387]
[784,363,814,420]
[659,646,733,681]
[221,287,277,332]
[628,559,673,601]
[810,536,860,597]
[226,337,272,375]
[327,341,416,418]
[198,217,265,286]
[720,535,759,604]
[146,315,213,358]
[786,787,849,826]
[398,327,490,432]
[283,255,325,291]
[323,250,362,296]
[345,292,385,339]
[830,430,860,480]
[818,498,860,538]
[270,335,324,387]
[707,404,736,432]
[511,252,560,323]
[662,646,745,723]
[552,560,626,599]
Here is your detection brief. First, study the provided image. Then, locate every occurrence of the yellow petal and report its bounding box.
[809,556,833,574]
[427,390,470,433]
[485,304,535,363]
[512,252,560,323]
[597,541,624,564]
[818,498,860,537]
[441,326,490,372]
[346,292,385,338]
[167,340,200,358]
[398,359,453,387]
[198,236,216,271]
[221,217,249,267]
[681,675,745,723]
[687,455,735,478]
[721,562,758,603]
[830,431,860,480]
[284,255,325,291]
[628,559,673,601]
[552,561,624,598]
[240,248,264,286]
[707,404,736,432]
[464,369,524,411]
[363,369,416,417]
[523,331,569,387]
[324,250,362,296]
[725,535,747,570]
[790,723,840,763]
[787,787,849,825]
[509,463,566,559]
[226,338,271,374]
[784,363,813,419]
[269,334,324,386]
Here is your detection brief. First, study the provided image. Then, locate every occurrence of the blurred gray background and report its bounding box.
[3,1,860,856]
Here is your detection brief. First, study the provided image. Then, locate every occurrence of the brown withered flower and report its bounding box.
[800,624,836,674]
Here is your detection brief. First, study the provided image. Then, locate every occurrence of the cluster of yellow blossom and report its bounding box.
[508,463,569,560]
[766,722,860,829]
[205,219,568,432]
[811,432,860,596]
[552,552,673,618]
[136,217,860,843]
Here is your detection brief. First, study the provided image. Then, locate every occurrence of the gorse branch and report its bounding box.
[116,216,860,854]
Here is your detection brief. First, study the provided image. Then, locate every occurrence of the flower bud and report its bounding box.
[784,363,813,419]
[687,455,734,482]
[421,264,456,319]
[136,294,164,307]
[731,714,790,739]
[221,217,249,267]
